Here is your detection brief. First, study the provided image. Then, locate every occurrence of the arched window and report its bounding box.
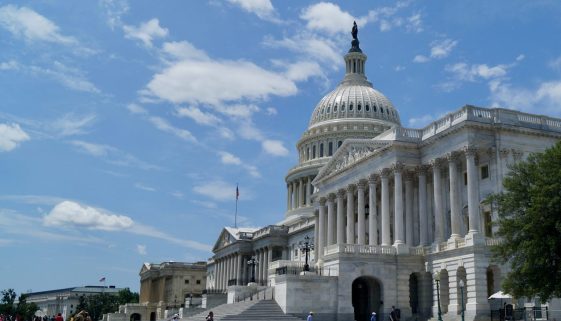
[358,103,362,111]
[381,107,384,113]
[366,104,370,112]
[334,104,338,112]
[342,102,346,111]
[350,103,354,111]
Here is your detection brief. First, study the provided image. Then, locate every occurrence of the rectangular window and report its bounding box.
[196,280,201,285]
[328,142,333,156]
[463,172,467,185]
[481,165,489,179]
[184,280,189,284]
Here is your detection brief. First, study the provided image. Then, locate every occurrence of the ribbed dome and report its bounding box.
[308,81,401,128]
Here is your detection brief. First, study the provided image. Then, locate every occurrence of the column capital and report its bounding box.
[415,164,430,175]
[446,151,460,163]
[463,146,479,157]
[368,173,378,185]
[346,184,356,193]
[337,189,346,198]
[319,197,327,206]
[430,158,443,169]
[499,148,510,159]
[327,193,336,202]
[379,168,391,178]
[404,170,415,182]
[512,149,524,161]
[392,161,405,173]
[357,179,367,190]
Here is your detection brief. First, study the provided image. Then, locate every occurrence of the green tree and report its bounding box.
[16,293,38,321]
[0,289,17,316]
[116,289,139,305]
[488,141,561,301]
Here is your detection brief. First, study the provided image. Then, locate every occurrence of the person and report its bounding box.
[371,311,377,321]
[307,311,313,321]
[55,313,63,321]
[74,311,88,321]
[390,306,399,321]
[205,311,213,321]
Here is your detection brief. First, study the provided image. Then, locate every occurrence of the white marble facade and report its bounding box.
[207,32,561,321]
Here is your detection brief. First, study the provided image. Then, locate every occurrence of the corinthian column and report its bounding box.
[327,194,335,245]
[346,184,355,244]
[368,175,378,245]
[299,179,305,207]
[357,180,366,245]
[448,152,461,239]
[405,171,414,246]
[306,177,312,206]
[465,147,481,234]
[417,165,429,245]
[317,198,326,263]
[287,183,293,211]
[393,162,405,245]
[432,159,445,243]
[380,169,391,246]
[336,189,346,244]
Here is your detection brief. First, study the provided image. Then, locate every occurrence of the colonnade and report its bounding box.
[315,147,481,262]
[287,176,313,211]
[213,247,273,290]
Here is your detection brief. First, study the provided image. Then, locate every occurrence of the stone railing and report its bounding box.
[324,243,396,256]
[253,225,289,239]
[485,237,503,246]
[382,105,561,143]
[287,219,314,234]
[268,260,305,271]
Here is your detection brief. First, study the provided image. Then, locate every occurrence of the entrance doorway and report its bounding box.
[352,276,382,321]
[130,313,141,321]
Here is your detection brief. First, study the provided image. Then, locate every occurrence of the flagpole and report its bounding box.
[235,183,238,228]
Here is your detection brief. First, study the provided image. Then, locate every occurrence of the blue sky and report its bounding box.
[1,0,561,294]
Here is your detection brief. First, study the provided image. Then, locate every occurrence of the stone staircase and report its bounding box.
[184,300,305,321]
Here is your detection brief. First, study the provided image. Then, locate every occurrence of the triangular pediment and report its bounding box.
[313,139,391,184]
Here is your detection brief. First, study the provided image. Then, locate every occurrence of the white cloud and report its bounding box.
[29,61,100,93]
[142,54,297,106]
[430,39,458,59]
[264,34,341,67]
[284,61,325,82]
[227,0,276,21]
[176,106,222,126]
[490,79,561,115]
[218,151,242,165]
[0,60,19,70]
[100,0,129,29]
[161,41,208,61]
[266,107,277,115]
[262,139,289,157]
[44,200,134,231]
[126,103,147,115]
[193,180,240,202]
[0,5,76,44]
[549,56,561,71]
[148,116,197,143]
[51,113,96,137]
[70,140,160,170]
[216,104,260,120]
[445,62,508,82]
[406,13,423,33]
[300,2,358,35]
[171,191,184,199]
[0,123,30,152]
[134,183,156,192]
[413,55,429,63]
[136,244,147,255]
[123,18,168,47]
[408,114,435,127]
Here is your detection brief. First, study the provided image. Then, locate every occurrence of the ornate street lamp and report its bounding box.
[459,279,465,321]
[247,257,257,283]
[434,272,443,321]
[299,235,314,272]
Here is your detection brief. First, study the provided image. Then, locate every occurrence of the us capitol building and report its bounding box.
[205,26,561,321]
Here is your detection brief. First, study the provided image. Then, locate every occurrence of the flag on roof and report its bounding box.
[99,277,106,282]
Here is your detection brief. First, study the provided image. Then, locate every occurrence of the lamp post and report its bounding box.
[435,272,443,321]
[299,235,314,272]
[247,257,257,283]
[459,279,465,321]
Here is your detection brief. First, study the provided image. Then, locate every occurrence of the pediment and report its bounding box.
[212,228,236,253]
[313,139,391,184]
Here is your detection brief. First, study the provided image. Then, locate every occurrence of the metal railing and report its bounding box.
[490,307,550,321]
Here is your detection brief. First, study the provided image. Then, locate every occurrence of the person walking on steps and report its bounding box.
[371,311,377,321]
[307,311,313,321]
[205,311,213,321]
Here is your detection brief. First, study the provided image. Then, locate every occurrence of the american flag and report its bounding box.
[99,277,106,282]
[236,185,239,200]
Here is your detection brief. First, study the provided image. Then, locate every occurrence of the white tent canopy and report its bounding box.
[488,291,513,300]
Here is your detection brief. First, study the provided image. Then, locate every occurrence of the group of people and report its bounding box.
[305,305,400,321]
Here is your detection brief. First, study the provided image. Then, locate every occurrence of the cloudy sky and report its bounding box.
[1,0,561,294]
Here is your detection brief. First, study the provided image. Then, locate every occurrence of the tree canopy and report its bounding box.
[0,289,38,321]
[489,141,561,301]
[76,288,139,321]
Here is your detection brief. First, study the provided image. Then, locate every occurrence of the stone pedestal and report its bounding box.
[465,232,485,246]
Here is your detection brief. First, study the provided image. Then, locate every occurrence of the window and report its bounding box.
[358,103,362,111]
[366,104,370,112]
[349,103,354,111]
[327,106,331,113]
[328,142,333,156]
[338,141,342,148]
[312,145,316,158]
[334,104,338,112]
[196,280,201,285]
[484,211,493,237]
[464,172,468,185]
[294,248,299,257]
[374,106,377,112]
[381,107,384,113]
[320,143,324,157]
[481,165,489,179]
[342,103,345,111]
[306,147,310,160]
[185,280,189,284]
